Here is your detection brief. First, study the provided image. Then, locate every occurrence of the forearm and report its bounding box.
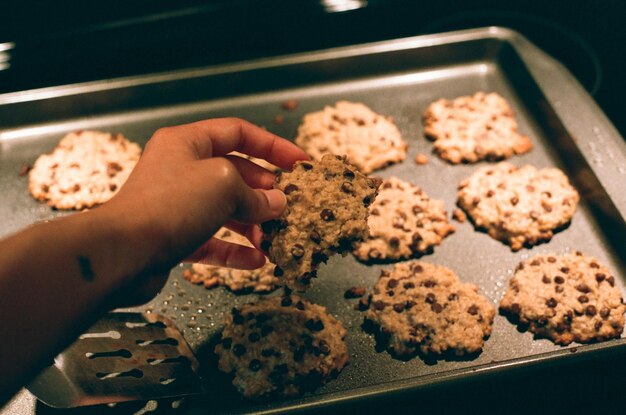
[0,208,152,404]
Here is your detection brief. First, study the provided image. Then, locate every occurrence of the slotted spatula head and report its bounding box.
[27,312,203,408]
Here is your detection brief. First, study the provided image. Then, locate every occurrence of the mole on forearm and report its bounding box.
[77,255,95,281]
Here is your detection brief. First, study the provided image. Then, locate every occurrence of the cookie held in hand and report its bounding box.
[263,154,380,291]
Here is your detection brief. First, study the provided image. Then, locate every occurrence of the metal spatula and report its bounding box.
[27,312,203,408]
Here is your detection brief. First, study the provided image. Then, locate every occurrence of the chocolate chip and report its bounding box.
[248,332,260,342]
[233,314,245,325]
[472,197,481,206]
[607,276,615,287]
[344,286,366,299]
[486,190,495,197]
[529,210,539,220]
[600,308,610,318]
[578,295,589,303]
[576,283,591,293]
[295,301,306,310]
[261,348,275,357]
[291,244,305,259]
[312,251,328,264]
[509,303,521,314]
[260,239,271,252]
[341,182,354,193]
[233,344,246,357]
[387,278,399,289]
[448,293,458,301]
[412,205,423,215]
[585,305,597,316]
[373,300,387,310]
[371,208,380,216]
[382,182,393,189]
[431,303,443,313]
[546,298,558,308]
[386,290,395,297]
[404,282,415,289]
[560,267,570,274]
[309,230,322,244]
[300,162,313,170]
[555,285,564,293]
[405,300,416,309]
[281,296,292,307]
[563,311,573,324]
[542,275,551,284]
[343,169,355,179]
[317,340,331,355]
[363,196,372,206]
[590,262,599,269]
[389,237,400,248]
[510,196,519,206]
[425,293,436,304]
[595,273,606,282]
[320,209,335,221]
[305,319,324,332]
[531,259,541,266]
[594,321,603,331]
[468,305,479,315]
[273,266,284,277]
[424,280,436,288]
[554,276,565,284]
[261,325,274,336]
[222,337,232,349]
[393,303,405,313]
[412,233,422,243]
[248,359,262,372]
[109,183,117,192]
[284,184,299,194]
[356,296,371,311]
[18,162,32,177]
[412,264,423,273]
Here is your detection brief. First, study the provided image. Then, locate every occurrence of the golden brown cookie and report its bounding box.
[500,252,625,345]
[183,228,279,293]
[365,261,495,357]
[295,101,407,173]
[353,177,455,261]
[423,92,532,163]
[457,162,579,251]
[28,130,141,210]
[215,296,349,398]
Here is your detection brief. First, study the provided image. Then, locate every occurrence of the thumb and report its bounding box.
[233,186,287,224]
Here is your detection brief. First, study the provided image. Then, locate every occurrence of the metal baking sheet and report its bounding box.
[1,27,625,414]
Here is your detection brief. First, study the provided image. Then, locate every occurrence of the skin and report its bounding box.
[0,118,308,405]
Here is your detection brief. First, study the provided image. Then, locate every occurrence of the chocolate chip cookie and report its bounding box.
[295,101,407,173]
[500,252,625,345]
[423,92,532,163]
[28,130,141,210]
[263,154,380,291]
[182,228,279,293]
[353,177,455,261]
[457,162,579,251]
[215,295,349,398]
[365,261,495,357]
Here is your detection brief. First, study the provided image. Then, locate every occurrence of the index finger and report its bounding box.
[176,117,309,170]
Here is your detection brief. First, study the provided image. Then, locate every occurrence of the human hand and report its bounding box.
[99,118,308,305]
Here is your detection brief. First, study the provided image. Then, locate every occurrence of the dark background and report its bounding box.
[1,1,625,414]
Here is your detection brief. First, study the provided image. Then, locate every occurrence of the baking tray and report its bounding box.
[1,27,625,414]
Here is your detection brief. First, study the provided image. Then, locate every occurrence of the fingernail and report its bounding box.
[264,189,286,212]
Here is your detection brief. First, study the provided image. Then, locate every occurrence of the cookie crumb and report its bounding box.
[282,99,298,111]
[273,115,284,125]
[414,153,428,165]
[452,208,467,223]
[344,286,367,299]
[18,162,32,177]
